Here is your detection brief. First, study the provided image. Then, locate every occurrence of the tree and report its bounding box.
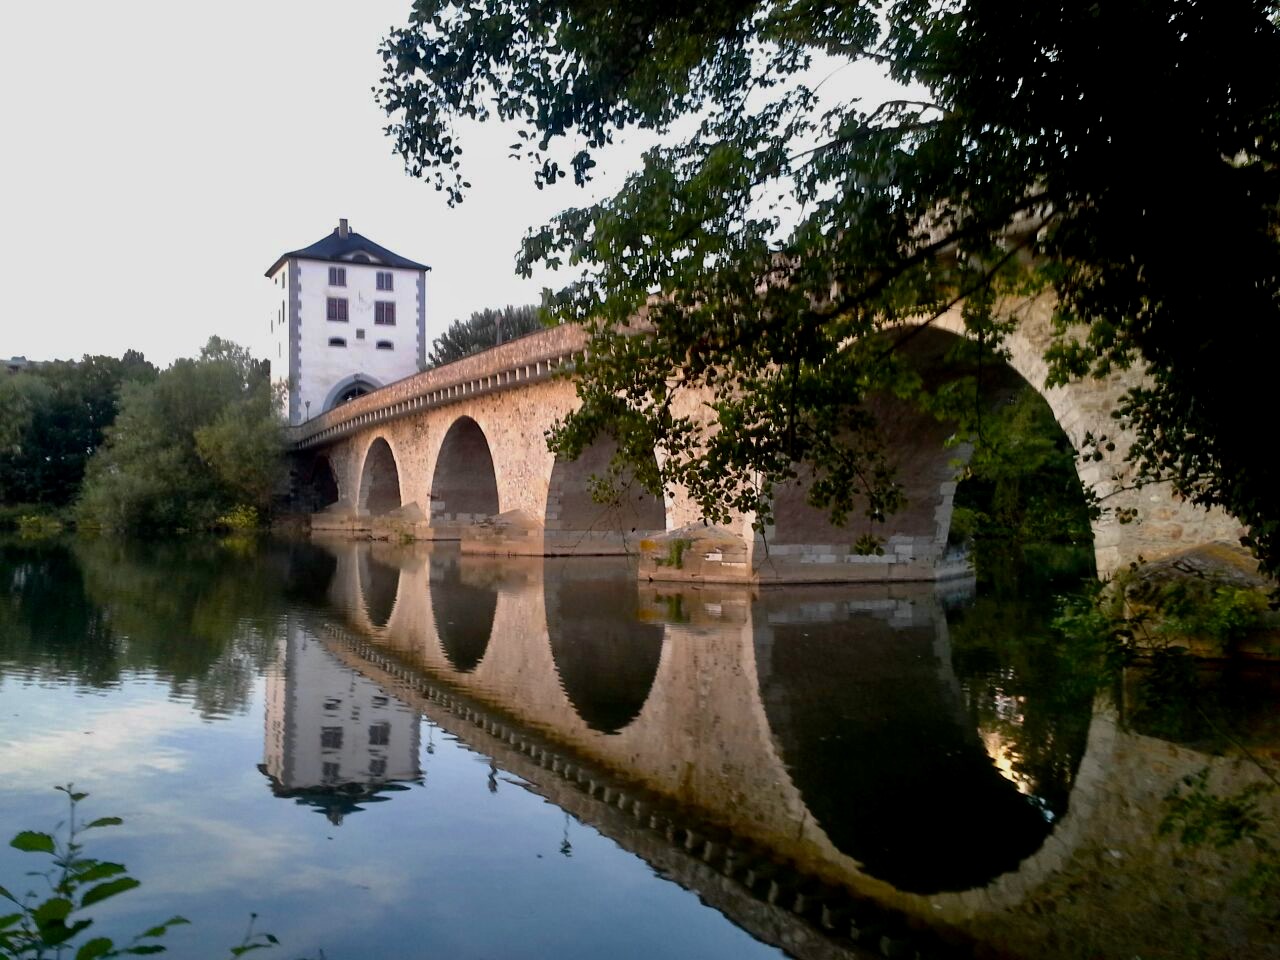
[428,303,543,366]
[949,386,1097,590]
[76,338,284,531]
[378,2,1280,571]
[0,352,156,508]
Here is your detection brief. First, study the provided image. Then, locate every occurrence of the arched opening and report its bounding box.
[545,436,666,534]
[430,417,499,525]
[764,326,1095,586]
[358,551,401,629]
[323,374,384,413]
[756,602,1077,893]
[767,390,957,555]
[428,554,498,673]
[945,382,1097,590]
[359,438,402,516]
[296,455,340,512]
[543,561,663,734]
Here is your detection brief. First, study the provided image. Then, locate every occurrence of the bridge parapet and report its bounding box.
[288,323,587,450]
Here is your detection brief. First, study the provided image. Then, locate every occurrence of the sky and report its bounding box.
[0,0,626,367]
[0,1,900,369]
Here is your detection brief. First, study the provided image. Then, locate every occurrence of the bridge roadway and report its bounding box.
[274,541,1277,960]
[290,294,1242,582]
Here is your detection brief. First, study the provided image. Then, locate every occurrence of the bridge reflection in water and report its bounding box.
[269,540,1107,957]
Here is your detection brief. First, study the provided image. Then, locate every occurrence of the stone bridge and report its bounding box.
[290,293,1242,582]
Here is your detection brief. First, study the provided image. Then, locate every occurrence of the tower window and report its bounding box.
[376,340,393,351]
[329,337,346,348]
[328,266,346,286]
[327,297,348,321]
[376,271,393,291]
[375,301,396,325]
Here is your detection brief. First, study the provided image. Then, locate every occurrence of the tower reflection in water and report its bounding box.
[260,617,421,824]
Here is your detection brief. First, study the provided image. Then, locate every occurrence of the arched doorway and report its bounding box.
[323,374,384,413]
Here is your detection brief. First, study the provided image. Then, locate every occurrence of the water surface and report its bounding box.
[1,538,1273,959]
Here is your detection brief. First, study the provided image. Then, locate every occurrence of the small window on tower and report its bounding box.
[376,340,393,351]
[374,301,396,325]
[329,337,346,348]
[327,297,348,322]
[329,266,346,286]
[376,271,393,291]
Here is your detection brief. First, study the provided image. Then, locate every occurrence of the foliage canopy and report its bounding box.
[427,303,543,366]
[76,338,284,532]
[379,1,1280,570]
[0,353,156,509]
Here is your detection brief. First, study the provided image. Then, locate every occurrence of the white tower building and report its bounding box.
[265,219,430,425]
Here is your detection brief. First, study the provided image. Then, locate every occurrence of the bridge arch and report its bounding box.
[358,437,402,516]
[545,436,667,534]
[430,416,500,526]
[295,454,341,512]
[428,554,498,673]
[756,606,1072,894]
[358,550,401,630]
[922,295,1240,575]
[543,563,664,734]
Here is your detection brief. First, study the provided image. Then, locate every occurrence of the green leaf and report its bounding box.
[74,862,128,883]
[10,831,56,854]
[230,945,273,957]
[83,818,124,830]
[32,896,73,926]
[122,946,167,955]
[0,912,23,929]
[140,916,189,938]
[80,877,140,908]
[41,917,92,946]
[0,884,16,903]
[77,936,116,960]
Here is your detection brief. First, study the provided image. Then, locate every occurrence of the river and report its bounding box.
[0,537,1275,959]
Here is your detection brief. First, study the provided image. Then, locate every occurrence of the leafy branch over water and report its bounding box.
[0,785,187,958]
[0,787,283,960]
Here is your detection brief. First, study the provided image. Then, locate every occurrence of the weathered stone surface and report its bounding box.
[295,296,1244,582]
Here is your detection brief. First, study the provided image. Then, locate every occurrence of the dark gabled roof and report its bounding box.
[264,223,431,277]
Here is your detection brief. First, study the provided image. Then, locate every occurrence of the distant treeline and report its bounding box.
[428,304,543,367]
[0,338,282,533]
